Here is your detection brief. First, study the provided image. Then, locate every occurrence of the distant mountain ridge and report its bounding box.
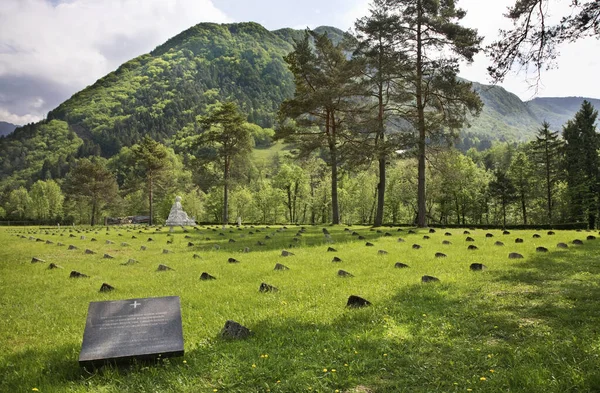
[527,97,600,131]
[0,121,18,137]
[1,21,599,186]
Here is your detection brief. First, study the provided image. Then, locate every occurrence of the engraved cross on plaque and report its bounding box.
[130,301,141,309]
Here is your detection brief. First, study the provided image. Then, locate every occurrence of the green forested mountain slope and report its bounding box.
[46,22,298,157]
[1,21,598,188]
[467,82,541,142]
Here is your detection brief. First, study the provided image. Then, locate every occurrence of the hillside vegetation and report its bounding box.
[0,21,597,190]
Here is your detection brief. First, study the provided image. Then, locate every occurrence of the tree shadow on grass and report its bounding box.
[0,344,86,391]
[490,238,600,332]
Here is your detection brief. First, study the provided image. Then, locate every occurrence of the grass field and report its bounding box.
[251,141,289,166]
[1,225,600,392]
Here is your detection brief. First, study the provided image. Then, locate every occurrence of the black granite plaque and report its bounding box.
[79,296,184,367]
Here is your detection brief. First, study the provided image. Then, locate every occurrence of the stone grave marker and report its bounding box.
[221,320,251,340]
[274,263,289,271]
[79,296,184,367]
[259,282,278,292]
[346,295,371,308]
[200,272,216,280]
[469,263,487,271]
[337,269,354,278]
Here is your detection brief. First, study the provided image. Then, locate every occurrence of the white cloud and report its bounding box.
[0,0,231,122]
[0,108,42,125]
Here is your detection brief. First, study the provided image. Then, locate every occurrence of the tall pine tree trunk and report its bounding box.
[223,159,229,226]
[545,141,553,222]
[374,86,385,227]
[287,186,293,223]
[329,111,340,225]
[91,198,97,226]
[416,4,427,228]
[148,175,153,226]
[521,192,527,225]
[331,147,340,224]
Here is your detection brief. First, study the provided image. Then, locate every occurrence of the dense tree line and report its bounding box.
[0,100,596,228]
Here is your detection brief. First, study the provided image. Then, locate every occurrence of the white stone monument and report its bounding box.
[165,196,196,228]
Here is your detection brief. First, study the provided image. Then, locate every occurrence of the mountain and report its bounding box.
[467,82,542,142]
[526,97,600,131]
[0,121,18,137]
[1,21,598,187]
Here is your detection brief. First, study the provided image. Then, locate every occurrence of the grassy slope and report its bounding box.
[1,225,600,392]
[251,140,289,166]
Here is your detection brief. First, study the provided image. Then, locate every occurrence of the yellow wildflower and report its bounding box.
[331,369,336,372]
[252,364,256,368]
[32,389,39,392]
[480,377,487,381]
[323,368,328,372]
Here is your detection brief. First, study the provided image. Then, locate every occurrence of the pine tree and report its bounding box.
[508,151,534,225]
[131,137,169,226]
[197,102,253,225]
[354,1,409,227]
[489,170,517,228]
[63,157,118,226]
[381,0,483,227]
[530,121,563,222]
[563,100,599,227]
[278,30,364,224]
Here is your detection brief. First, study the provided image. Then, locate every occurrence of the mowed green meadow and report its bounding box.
[1,225,600,393]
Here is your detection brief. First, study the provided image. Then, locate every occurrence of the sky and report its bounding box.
[0,0,598,125]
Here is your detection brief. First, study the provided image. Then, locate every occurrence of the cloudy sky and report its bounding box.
[1,0,598,125]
